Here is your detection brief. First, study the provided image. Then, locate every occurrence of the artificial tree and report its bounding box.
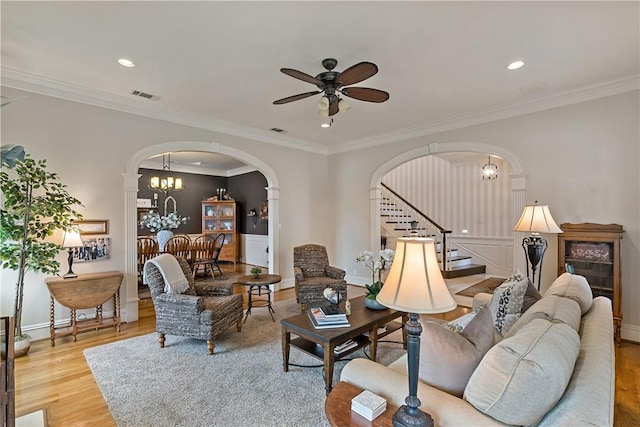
[0,145,83,350]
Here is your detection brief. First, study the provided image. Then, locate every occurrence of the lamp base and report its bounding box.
[63,273,78,279]
[392,405,433,427]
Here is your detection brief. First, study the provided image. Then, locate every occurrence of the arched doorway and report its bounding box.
[369,141,527,273]
[123,141,280,322]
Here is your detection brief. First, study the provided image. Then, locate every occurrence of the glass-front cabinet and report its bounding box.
[201,200,238,265]
[557,223,623,342]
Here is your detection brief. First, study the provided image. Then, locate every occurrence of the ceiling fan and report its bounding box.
[273,58,389,116]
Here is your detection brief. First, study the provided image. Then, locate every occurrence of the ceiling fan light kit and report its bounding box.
[274,58,389,117]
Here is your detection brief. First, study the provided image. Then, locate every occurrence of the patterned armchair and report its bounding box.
[144,255,243,355]
[293,244,347,311]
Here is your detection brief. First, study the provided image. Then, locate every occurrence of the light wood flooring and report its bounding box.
[12,265,640,426]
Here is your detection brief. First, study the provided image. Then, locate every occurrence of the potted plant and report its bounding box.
[356,249,395,309]
[250,266,262,278]
[1,145,83,356]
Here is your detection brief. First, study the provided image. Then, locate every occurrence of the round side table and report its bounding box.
[237,274,281,323]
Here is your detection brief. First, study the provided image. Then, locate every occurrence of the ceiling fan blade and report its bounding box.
[340,87,389,103]
[273,91,321,105]
[280,68,325,87]
[328,98,339,116]
[336,62,378,86]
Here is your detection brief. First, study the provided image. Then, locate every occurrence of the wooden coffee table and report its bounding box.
[280,295,407,395]
[325,381,398,426]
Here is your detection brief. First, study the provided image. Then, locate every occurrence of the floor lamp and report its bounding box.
[376,237,457,427]
[513,202,562,291]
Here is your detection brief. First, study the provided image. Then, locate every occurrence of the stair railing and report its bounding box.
[381,183,453,270]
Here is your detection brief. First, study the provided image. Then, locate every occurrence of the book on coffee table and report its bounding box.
[309,307,349,325]
[307,311,350,329]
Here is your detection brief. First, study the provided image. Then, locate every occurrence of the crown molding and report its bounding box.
[329,73,640,154]
[0,67,328,155]
[3,67,637,157]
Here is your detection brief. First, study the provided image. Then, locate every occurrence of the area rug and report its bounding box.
[455,277,505,297]
[83,299,406,427]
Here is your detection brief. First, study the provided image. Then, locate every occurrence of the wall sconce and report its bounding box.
[248,209,258,228]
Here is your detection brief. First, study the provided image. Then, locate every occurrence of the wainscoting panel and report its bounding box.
[240,234,269,267]
[450,237,514,277]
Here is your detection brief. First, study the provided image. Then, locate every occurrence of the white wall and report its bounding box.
[2,87,638,342]
[0,87,331,340]
[331,91,640,341]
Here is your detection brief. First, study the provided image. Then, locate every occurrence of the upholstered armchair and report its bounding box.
[144,255,243,355]
[293,244,347,311]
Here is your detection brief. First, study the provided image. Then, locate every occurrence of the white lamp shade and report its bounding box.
[61,228,83,248]
[377,238,457,314]
[513,204,562,234]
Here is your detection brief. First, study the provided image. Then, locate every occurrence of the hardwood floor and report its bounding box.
[13,270,640,426]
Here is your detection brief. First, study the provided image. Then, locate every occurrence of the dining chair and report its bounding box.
[164,234,192,265]
[137,237,159,283]
[191,234,224,279]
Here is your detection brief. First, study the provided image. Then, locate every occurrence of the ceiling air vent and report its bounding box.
[131,90,161,101]
[270,127,287,134]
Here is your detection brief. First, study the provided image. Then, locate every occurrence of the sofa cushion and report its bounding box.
[464,319,580,426]
[418,305,494,398]
[544,273,593,314]
[504,295,582,338]
[490,273,528,334]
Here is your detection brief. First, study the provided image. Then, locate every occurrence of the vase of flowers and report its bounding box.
[356,248,395,309]
[139,210,188,251]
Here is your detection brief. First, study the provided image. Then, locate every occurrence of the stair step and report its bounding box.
[442,264,487,279]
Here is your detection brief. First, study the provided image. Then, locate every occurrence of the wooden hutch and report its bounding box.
[201,200,238,265]
[557,223,623,342]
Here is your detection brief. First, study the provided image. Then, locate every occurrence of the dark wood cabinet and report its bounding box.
[557,223,623,342]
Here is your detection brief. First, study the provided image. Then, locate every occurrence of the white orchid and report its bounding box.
[356,248,395,285]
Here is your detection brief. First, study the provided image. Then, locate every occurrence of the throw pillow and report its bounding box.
[464,319,580,426]
[521,278,542,313]
[544,273,593,314]
[444,310,478,333]
[418,305,494,398]
[490,273,528,335]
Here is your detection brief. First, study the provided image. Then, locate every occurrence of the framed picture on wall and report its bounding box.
[70,237,111,263]
[75,219,109,235]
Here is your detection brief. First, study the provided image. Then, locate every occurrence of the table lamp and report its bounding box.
[376,237,456,427]
[513,201,562,290]
[61,227,84,278]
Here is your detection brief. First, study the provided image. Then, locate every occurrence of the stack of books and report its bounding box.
[351,389,387,421]
[307,306,350,329]
[334,339,357,355]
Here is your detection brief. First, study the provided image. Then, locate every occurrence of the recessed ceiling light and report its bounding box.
[118,58,135,68]
[507,60,524,70]
[321,123,330,128]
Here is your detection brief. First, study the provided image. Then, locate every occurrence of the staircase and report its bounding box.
[380,183,486,278]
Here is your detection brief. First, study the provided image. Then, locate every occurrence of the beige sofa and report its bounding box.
[340,273,615,426]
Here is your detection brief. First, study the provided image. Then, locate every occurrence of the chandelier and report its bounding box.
[148,154,184,194]
[482,156,498,181]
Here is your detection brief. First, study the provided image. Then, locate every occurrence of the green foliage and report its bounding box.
[250,266,262,275]
[0,152,83,338]
[365,281,384,299]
